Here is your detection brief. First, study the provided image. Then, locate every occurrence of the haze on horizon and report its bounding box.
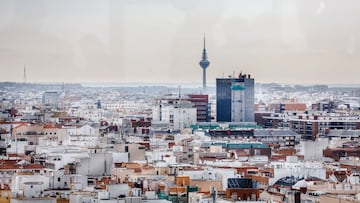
[0,0,359,85]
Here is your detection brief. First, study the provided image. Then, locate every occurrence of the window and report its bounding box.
[247,170,257,175]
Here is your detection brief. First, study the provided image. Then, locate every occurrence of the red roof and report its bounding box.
[285,103,307,111]
[0,160,45,170]
[0,121,28,125]
[43,123,56,129]
[13,123,29,129]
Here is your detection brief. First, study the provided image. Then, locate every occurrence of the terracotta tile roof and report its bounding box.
[0,161,44,170]
[285,103,307,111]
[43,123,57,129]
[0,160,17,165]
[6,153,25,158]
[0,121,28,125]
[23,164,45,169]
[13,123,29,129]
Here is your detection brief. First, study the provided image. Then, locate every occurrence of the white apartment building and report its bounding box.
[269,156,326,185]
[152,99,196,131]
[66,124,98,136]
[102,101,146,112]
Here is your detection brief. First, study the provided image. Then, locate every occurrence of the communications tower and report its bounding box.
[199,35,210,91]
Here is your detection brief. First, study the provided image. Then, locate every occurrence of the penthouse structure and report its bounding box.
[201,142,271,158]
[205,127,299,148]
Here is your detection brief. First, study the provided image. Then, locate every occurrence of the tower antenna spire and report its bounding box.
[204,33,206,49]
[23,65,27,84]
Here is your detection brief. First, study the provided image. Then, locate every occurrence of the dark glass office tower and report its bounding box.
[216,78,232,122]
[216,74,254,122]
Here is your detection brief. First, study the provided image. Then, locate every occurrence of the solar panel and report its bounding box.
[227,178,253,188]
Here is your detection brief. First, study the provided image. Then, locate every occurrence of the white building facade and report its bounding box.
[152,99,197,131]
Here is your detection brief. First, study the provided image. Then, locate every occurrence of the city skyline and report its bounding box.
[1,1,360,85]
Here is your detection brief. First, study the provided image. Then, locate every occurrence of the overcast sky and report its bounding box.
[0,0,359,85]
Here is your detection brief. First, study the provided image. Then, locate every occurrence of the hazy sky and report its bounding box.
[0,0,359,85]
